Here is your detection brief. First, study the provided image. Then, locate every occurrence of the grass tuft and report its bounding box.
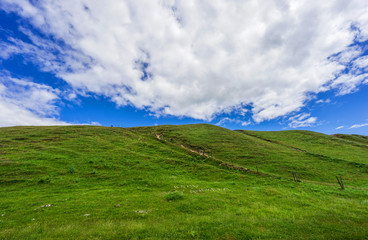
[69,165,75,174]
[165,191,184,201]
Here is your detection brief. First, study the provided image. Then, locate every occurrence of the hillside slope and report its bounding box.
[132,124,368,187]
[333,133,368,146]
[238,130,368,164]
[0,125,367,239]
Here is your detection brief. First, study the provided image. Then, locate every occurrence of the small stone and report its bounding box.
[84,214,90,217]
[115,204,121,207]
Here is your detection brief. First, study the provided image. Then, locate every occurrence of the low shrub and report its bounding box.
[165,191,184,201]
[69,165,75,174]
[38,177,51,184]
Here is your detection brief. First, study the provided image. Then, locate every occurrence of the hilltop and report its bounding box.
[0,124,367,239]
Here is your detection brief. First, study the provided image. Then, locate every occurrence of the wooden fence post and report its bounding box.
[336,176,345,189]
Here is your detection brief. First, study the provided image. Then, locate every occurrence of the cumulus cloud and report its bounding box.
[0,72,68,127]
[1,0,368,123]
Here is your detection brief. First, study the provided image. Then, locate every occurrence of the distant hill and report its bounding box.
[1,124,367,239]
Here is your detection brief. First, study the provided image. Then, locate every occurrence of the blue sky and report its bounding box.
[0,1,368,135]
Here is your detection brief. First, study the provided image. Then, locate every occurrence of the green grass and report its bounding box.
[0,124,367,239]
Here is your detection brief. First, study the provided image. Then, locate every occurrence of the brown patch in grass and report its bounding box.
[0,159,13,166]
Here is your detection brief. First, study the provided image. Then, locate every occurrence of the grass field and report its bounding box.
[0,124,367,239]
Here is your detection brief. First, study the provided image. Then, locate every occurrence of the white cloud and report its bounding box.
[349,123,368,129]
[0,73,68,127]
[288,113,317,128]
[336,125,344,130]
[216,117,251,127]
[1,0,368,123]
[316,99,331,104]
[352,55,368,69]
[331,73,368,95]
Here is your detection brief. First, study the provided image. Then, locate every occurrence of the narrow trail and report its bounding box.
[236,131,308,153]
[179,144,210,157]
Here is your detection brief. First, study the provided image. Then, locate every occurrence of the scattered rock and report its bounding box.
[115,204,121,207]
[84,214,90,217]
[134,210,152,214]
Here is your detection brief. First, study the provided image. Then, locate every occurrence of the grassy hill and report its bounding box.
[0,124,367,239]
